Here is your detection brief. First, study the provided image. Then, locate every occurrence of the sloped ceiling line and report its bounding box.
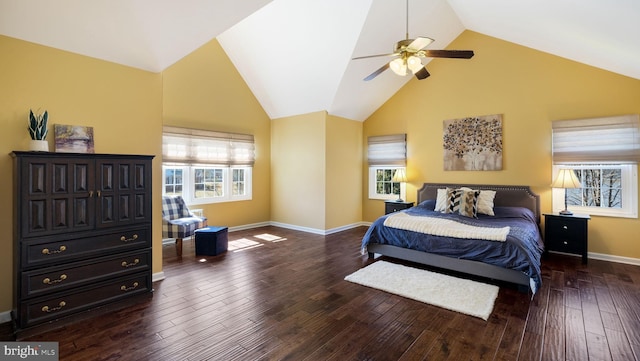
[1,0,638,121]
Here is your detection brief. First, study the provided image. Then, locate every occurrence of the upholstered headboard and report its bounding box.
[417,183,541,224]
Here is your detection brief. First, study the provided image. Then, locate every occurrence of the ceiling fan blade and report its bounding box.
[407,37,434,52]
[423,50,474,59]
[352,53,398,60]
[364,63,390,81]
[414,67,430,80]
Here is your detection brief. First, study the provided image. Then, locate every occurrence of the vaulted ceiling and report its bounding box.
[1,0,638,121]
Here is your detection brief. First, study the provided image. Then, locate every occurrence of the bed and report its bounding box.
[362,183,544,293]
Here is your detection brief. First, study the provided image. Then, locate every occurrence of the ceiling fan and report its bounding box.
[353,0,474,81]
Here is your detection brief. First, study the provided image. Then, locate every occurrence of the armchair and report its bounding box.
[162,196,208,256]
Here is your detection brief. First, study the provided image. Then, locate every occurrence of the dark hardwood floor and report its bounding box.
[2,225,639,360]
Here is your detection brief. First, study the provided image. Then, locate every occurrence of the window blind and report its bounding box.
[368,134,407,166]
[163,126,255,166]
[552,114,640,164]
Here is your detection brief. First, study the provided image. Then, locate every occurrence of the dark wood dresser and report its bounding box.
[11,151,154,333]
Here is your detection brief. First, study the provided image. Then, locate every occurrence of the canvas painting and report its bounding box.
[54,124,95,153]
[443,114,502,171]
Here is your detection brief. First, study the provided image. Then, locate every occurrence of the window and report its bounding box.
[552,164,637,218]
[551,115,639,218]
[162,127,254,204]
[368,134,406,200]
[164,167,183,196]
[368,166,406,200]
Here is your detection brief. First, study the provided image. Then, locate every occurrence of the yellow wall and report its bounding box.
[271,112,363,231]
[162,39,271,226]
[364,30,640,259]
[326,114,363,230]
[271,112,326,229]
[0,35,163,313]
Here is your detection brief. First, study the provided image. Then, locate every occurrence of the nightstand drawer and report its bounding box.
[546,218,586,243]
[546,233,584,254]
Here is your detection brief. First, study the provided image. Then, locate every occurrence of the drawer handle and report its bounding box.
[120,234,139,242]
[42,245,67,255]
[563,241,568,245]
[563,225,568,230]
[121,282,139,292]
[121,259,140,268]
[43,274,68,285]
[42,301,66,313]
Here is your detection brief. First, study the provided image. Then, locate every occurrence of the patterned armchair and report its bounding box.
[162,196,207,256]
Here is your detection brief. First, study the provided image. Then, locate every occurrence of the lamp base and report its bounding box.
[395,197,404,202]
[559,209,573,215]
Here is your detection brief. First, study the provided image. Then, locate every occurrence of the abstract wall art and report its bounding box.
[443,114,502,171]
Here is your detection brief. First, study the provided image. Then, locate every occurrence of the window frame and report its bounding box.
[162,164,252,205]
[552,164,637,218]
[368,166,406,201]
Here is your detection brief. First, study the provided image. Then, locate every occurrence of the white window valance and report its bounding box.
[552,114,640,164]
[163,126,255,166]
[367,134,407,166]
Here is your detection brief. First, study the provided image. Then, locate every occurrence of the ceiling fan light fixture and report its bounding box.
[407,55,422,73]
[390,57,408,76]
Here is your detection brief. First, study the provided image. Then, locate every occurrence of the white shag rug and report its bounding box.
[344,261,499,321]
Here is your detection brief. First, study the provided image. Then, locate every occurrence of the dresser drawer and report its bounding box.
[22,228,149,269]
[17,272,151,329]
[21,249,151,299]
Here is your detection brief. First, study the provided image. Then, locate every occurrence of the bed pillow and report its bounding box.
[434,188,448,212]
[442,188,460,214]
[459,189,481,218]
[443,187,480,218]
[460,187,496,216]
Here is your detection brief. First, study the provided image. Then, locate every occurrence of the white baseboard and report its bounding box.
[588,252,640,266]
[228,222,271,232]
[269,222,326,235]
[152,271,166,282]
[324,222,370,235]
[162,221,365,241]
[268,221,367,235]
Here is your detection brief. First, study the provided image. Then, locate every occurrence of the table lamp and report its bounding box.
[392,168,407,202]
[551,169,582,215]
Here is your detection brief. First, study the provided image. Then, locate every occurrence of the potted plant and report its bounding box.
[28,109,49,151]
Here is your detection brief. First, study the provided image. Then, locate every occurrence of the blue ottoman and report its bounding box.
[194,226,228,256]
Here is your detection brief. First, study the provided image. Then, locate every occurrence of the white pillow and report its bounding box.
[435,188,448,212]
[461,187,496,215]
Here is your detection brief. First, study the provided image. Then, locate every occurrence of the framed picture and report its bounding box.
[443,114,503,171]
[54,124,95,153]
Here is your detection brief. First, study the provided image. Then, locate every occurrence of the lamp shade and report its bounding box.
[389,58,408,76]
[407,56,423,73]
[392,168,407,183]
[551,169,582,189]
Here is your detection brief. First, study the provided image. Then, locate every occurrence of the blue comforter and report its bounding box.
[361,200,544,292]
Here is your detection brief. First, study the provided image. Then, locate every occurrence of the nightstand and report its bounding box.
[544,213,590,264]
[385,201,414,214]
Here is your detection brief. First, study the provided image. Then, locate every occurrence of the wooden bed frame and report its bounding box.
[367,183,541,292]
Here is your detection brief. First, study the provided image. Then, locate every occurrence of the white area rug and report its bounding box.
[344,261,499,321]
